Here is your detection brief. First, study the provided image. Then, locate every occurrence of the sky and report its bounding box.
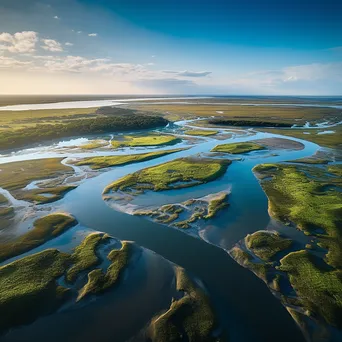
[0,0,341,95]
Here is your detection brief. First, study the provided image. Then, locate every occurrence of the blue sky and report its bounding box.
[0,0,341,94]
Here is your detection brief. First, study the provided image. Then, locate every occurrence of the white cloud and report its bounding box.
[65,42,73,46]
[0,31,38,53]
[163,70,212,77]
[41,39,63,52]
[0,56,31,68]
[77,31,82,34]
[88,33,97,37]
[54,16,60,19]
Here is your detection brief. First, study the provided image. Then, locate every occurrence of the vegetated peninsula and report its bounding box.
[103,157,230,194]
[111,134,181,149]
[211,142,265,154]
[0,231,131,334]
[0,107,169,151]
[0,212,77,262]
[147,267,222,342]
[231,162,342,339]
[208,118,293,127]
[0,158,77,204]
[74,148,186,170]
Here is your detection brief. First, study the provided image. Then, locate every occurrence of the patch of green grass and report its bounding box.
[328,165,342,177]
[0,107,169,151]
[211,142,265,154]
[0,193,8,205]
[0,249,71,333]
[253,163,342,268]
[74,148,185,170]
[111,134,181,149]
[0,213,77,262]
[230,247,269,282]
[15,185,77,204]
[104,157,230,193]
[0,206,14,217]
[279,250,342,328]
[184,129,218,136]
[148,267,217,342]
[205,193,229,219]
[291,157,329,165]
[77,241,131,300]
[245,231,292,261]
[0,158,73,191]
[66,232,109,283]
[80,139,108,149]
[129,103,341,124]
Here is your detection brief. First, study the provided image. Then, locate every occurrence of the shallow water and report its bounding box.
[0,121,320,342]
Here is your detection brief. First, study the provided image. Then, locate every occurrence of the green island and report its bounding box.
[0,213,77,263]
[245,231,293,261]
[77,241,131,300]
[0,249,71,333]
[111,134,181,149]
[211,142,265,154]
[184,129,218,136]
[253,163,342,268]
[66,232,110,283]
[0,158,77,204]
[74,148,185,170]
[233,162,342,333]
[148,267,219,342]
[291,157,330,164]
[230,247,269,282]
[17,185,77,204]
[279,250,342,328]
[104,157,230,194]
[80,139,109,150]
[0,231,132,333]
[208,119,292,127]
[0,158,73,191]
[0,107,168,151]
[135,192,229,229]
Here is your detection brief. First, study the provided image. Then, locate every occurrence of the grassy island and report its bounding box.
[279,250,342,328]
[148,268,218,342]
[111,134,181,149]
[77,241,131,300]
[104,157,230,194]
[66,232,109,283]
[74,148,185,170]
[245,231,292,261]
[253,163,342,268]
[0,213,77,262]
[80,139,109,149]
[135,192,229,229]
[184,129,218,136]
[211,142,265,154]
[0,158,73,191]
[0,249,71,333]
[230,247,269,281]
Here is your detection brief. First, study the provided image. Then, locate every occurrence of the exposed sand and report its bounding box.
[253,137,304,150]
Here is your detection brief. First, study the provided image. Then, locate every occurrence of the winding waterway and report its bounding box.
[0,111,323,341]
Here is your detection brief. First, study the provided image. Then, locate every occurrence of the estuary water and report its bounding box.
[0,116,320,342]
